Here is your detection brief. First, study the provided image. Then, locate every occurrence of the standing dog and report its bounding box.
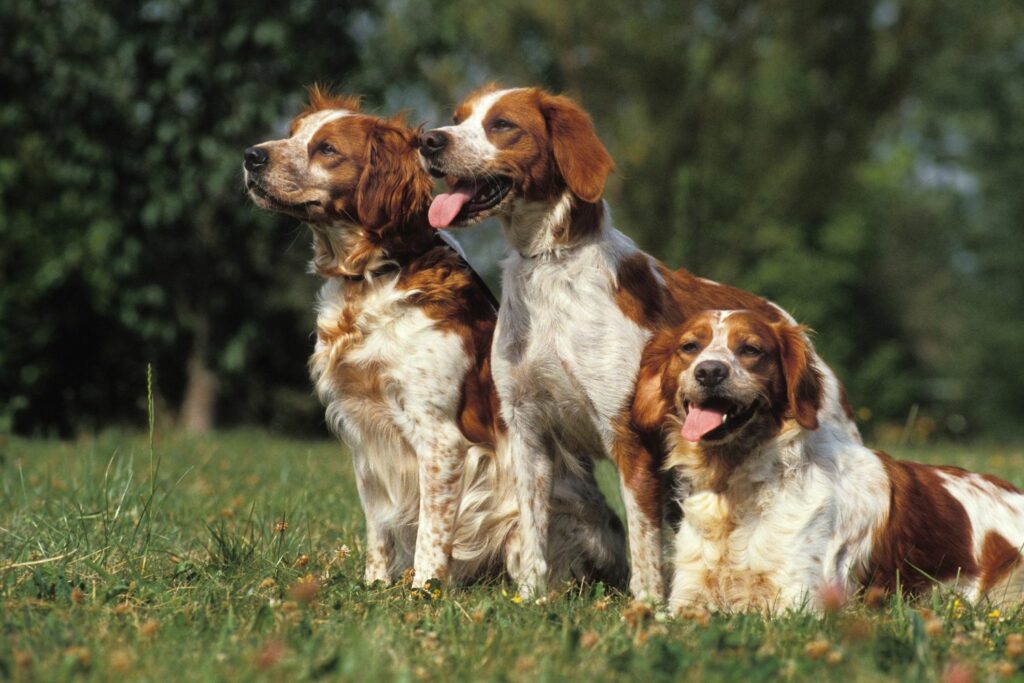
[244,88,627,588]
[419,85,859,599]
[642,309,1024,612]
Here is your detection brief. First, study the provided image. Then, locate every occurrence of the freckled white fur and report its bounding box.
[668,425,889,613]
[311,269,626,586]
[667,319,1024,614]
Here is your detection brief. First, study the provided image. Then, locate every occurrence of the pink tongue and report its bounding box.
[681,406,726,442]
[428,187,475,228]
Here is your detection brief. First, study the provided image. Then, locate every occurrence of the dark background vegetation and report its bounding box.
[2,0,1022,441]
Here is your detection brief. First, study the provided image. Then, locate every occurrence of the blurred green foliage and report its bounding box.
[1,0,1022,438]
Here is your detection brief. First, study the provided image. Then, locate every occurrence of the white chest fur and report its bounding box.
[669,432,890,613]
[492,225,651,451]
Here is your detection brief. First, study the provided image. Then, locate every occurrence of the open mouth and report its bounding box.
[680,396,759,443]
[427,175,513,228]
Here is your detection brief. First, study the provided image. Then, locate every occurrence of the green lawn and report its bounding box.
[3,430,1024,681]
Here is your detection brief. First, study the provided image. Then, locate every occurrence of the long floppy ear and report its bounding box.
[355,120,431,233]
[632,327,683,431]
[775,323,824,430]
[540,92,614,203]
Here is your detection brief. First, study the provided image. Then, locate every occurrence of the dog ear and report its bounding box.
[355,120,430,233]
[632,328,683,432]
[775,323,823,430]
[540,92,614,204]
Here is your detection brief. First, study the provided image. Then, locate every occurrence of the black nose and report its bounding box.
[694,360,729,387]
[419,130,449,156]
[244,146,269,171]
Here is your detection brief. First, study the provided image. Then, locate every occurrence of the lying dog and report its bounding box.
[639,309,1024,612]
[243,88,627,588]
[419,85,860,599]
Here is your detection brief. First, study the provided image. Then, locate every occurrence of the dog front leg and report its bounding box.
[507,417,555,599]
[413,428,466,587]
[353,454,393,584]
[614,434,665,602]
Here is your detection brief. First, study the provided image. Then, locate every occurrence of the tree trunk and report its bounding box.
[179,316,217,434]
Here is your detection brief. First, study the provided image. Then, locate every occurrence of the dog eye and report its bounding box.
[739,344,762,357]
[317,142,338,156]
[490,118,515,132]
[679,341,700,354]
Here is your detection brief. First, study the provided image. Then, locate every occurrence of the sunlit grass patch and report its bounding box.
[3,432,1024,680]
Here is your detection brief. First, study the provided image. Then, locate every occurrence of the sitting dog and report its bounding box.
[243,88,627,588]
[638,309,1024,612]
[418,84,860,599]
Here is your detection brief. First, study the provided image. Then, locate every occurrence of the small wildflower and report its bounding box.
[580,631,600,650]
[989,608,1001,620]
[593,597,610,612]
[335,545,351,561]
[864,586,887,609]
[993,660,1017,678]
[470,609,485,623]
[289,575,321,605]
[113,601,132,616]
[817,581,847,614]
[1006,633,1024,658]
[139,619,160,639]
[220,508,234,518]
[13,650,31,670]
[254,639,285,670]
[70,587,86,605]
[804,638,831,660]
[826,650,844,665]
[259,577,276,589]
[273,520,289,534]
[677,607,711,626]
[510,594,523,605]
[942,661,975,683]
[64,646,92,669]
[515,655,536,673]
[952,598,966,618]
[925,617,945,637]
[623,600,654,627]
[109,649,133,673]
[293,554,310,569]
[401,568,415,586]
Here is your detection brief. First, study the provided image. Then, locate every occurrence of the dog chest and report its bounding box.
[496,245,651,438]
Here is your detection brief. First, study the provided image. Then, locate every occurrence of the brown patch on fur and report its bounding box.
[615,254,683,330]
[396,247,503,444]
[452,83,501,124]
[611,414,666,524]
[289,85,362,135]
[980,532,1022,592]
[864,452,978,594]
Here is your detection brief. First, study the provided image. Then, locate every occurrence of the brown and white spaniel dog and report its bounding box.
[418,85,861,600]
[639,309,1024,613]
[243,88,627,589]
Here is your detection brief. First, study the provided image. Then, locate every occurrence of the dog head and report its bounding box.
[244,86,430,234]
[418,85,614,229]
[636,310,823,449]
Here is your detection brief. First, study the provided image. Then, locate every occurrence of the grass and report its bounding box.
[3,428,1024,682]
